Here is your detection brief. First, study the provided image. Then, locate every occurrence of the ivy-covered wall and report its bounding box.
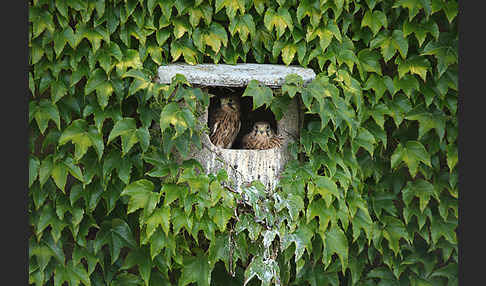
[28,0,458,285]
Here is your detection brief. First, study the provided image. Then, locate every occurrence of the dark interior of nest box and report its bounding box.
[206,86,278,149]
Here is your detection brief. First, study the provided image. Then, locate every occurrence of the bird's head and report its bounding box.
[252,121,273,137]
[220,95,240,112]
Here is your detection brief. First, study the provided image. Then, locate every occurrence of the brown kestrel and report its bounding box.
[209,95,241,148]
[242,121,283,150]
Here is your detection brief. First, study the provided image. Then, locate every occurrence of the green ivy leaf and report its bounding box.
[121,179,160,217]
[264,7,294,39]
[446,144,458,172]
[352,127,376,156]
[358,49,383,76]
[397,55,431,81]
[296,0,322,27]
[391,141,431,177]
[121,247,152,286]
[107,118,142,156]
[281,43,297,65]
[179,252,212,286]
[94,218,137,264]
[402,179,440,212]
[145,207,171,239]
[159,102,195,139]
[430,219,457,244]
[242,80,274,109]
[393,0,427,21]
[405,106,446,140]
[313,176,341,206]
[323,224,348,273]
[361,10,387,36]
[32,99,61,134]
[382,216,411,256]
[244,255,280,286]
[54,260,92,286]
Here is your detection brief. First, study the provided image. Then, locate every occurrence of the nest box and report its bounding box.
[157,63,316,191]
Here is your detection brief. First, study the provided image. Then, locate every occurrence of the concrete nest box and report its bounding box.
[158,63,316,191]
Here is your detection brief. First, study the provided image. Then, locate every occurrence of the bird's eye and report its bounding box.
[266,126,270,130]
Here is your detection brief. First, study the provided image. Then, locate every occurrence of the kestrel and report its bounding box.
[209,95,241,149]
[242,121,283,150]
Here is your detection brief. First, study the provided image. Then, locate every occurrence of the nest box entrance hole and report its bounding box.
[206,86,278,149]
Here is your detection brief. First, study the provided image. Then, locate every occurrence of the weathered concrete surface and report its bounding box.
[158,63,316,87]
[157,64,316,191]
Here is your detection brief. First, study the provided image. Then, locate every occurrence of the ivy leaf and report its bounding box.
[111,273,144,286]
[403,19,439,47]
[29,156,40,187]
[363,74,387,104]
[208,206,233,232]
[296,0,322,26]
[53,260,92,286]
[352,127,376,156]
[206,22,228,53]
[145,207,171,239]
[188,4,213,27]
[31,99,61,134]
[281,43,297,65]
[264,7,294,39]
[443,1,458,23]
[215,0,246,19]
[121,247,152,286]
[159,102,195,139]
[421,38,458,77]
[121,179,160,218]
[179,252,212,286]
[50,162,68,193]
[391,141,431,177]
[323,224,348,273]
[306,26,334,52]
[107,118,141,156]
[361,10,387,36]
[358,49,383,76]
[446,144,458,172]
[393,0,426,21]
[228,14,255,43]
[281,224,314,265]
[116,49,143,74]
[59,119,105,161]
[242,80,273,109]
[313,176,341,206]
[85,68,107,96]
[430,219,457,244]
[385,94,412,127]
[405,106,446,140]
[208,233,232,272]
[394,74,419,98]
[397,55,431,81]
[382,216,411,256]
[372,30,408,62]
[94,218,137,264]
[156,28,171,46]
[172,16,191,39]
[244,255,280,286]
[391,30,409,59]
[402,180,439,212]
[283,193,305,222]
